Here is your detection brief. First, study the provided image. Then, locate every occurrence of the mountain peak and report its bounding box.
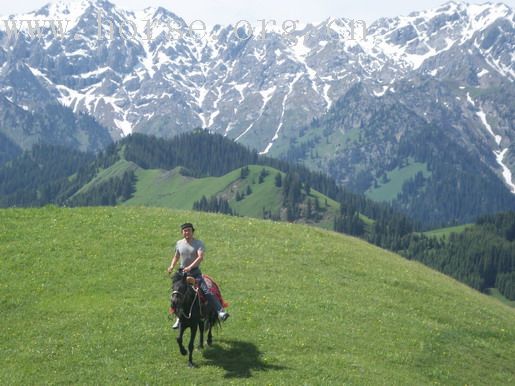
[37,0,111,17]
[10,0,117,30]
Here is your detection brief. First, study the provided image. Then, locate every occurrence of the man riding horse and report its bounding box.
[167,222,230,328]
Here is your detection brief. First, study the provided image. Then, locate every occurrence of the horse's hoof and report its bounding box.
[188,361,195,368]
[180,348,187,356]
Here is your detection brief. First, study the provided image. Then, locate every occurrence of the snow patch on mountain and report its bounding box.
[323,84,332,109]
[260,72,302,155]
[373,85,389,97]
[477,68,489,77]
[495,148,515,193]
[234,84,277,142]
[56,84,82,110]
[476,109,502,146]
[114,117,132,136]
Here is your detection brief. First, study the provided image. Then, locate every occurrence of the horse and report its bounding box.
[170,271,219,367]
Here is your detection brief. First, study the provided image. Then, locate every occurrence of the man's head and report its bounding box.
[180,223,195,239]
[181,223,195,232]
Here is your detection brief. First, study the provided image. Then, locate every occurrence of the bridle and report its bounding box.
[172,282,199,320]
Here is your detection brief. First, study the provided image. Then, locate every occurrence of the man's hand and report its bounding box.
[167,266,174,273]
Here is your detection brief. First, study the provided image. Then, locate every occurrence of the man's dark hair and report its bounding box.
[181,223,195,231]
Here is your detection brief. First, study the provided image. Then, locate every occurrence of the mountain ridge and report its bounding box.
[1,1,512,140]
[1,0,514,224]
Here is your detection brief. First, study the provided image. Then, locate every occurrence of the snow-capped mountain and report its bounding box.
[0,0,514,203]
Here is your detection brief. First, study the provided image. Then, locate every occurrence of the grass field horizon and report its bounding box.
[1,206,514,384]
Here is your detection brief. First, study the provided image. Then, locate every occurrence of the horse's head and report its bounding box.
[171,271,196,313]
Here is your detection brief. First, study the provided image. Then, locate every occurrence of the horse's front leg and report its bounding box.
[198,319,205,349]
[176,322,187,356]
[188,323,197,367]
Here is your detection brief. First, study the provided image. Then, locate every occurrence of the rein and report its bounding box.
[174,285,200,320]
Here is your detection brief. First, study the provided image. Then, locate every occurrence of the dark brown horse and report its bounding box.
[170,271,218,367]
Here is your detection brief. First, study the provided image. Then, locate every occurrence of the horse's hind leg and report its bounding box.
[207,321,213,346]
[188,324,197,367]
[177,324,187,356]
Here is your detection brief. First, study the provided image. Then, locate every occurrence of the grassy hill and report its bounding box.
[73,159,139,197]
[365,159,431,202]
[76,161,341,229]
[1,207,514,384]
[125,166,238,209]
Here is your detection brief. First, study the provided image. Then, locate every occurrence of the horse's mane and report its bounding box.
[172,271,183,284]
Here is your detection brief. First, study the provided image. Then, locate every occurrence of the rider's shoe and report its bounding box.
[172,318,180,329]
[218,310,230,321]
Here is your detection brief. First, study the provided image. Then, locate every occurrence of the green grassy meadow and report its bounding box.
[423,224,472,239]
[1,207,514,385]
[366,161,431,202]
[123,165,282,216]
[125,166,240,209]
[121,164,340,229]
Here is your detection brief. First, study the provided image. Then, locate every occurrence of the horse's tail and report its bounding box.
[201,302,221,328]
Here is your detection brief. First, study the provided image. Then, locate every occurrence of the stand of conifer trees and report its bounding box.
[193,195,234,216]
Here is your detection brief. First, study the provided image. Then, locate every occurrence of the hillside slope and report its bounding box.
[75,159,341,228]
[0,96,112,163]
[288,82,515,227]
[1,207,513,384]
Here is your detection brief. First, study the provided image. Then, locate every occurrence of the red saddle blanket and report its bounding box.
[198,274,229,308]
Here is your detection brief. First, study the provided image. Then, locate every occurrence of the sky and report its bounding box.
[1,0,514,25]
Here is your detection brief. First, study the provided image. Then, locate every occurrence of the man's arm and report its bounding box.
[183,249,204,273]
[167,251,179,273]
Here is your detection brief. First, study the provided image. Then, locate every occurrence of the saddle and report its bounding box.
[189,274,229,308]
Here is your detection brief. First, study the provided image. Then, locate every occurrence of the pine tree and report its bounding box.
[275,172,282,187]
[240,166,250,179]
[306,199,313,220]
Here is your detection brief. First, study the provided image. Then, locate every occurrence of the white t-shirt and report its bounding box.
[175,238,205,268]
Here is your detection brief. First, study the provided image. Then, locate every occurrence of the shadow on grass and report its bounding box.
[202,339,286,378]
